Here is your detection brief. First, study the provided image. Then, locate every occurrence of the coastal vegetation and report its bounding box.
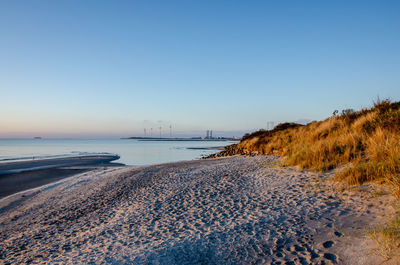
[210,99,400,257]
[370,214,400,260]
[212,99,400,194]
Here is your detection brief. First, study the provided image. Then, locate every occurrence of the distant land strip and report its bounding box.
[122,137,239,141]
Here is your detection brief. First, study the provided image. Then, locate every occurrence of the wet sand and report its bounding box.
[0,168,89,199]
[0,155,120,175]
[0,155,122,199]
[0,156,397,264]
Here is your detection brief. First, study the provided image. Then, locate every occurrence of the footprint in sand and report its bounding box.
[323,240,334,248]
[334,231,343,237]
[324,252,337,263]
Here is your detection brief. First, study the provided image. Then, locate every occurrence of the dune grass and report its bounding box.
[369,214,400,260]
[222,99,400,259]
[232,99,400,194]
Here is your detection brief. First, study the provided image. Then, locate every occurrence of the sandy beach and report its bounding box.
[0,156,396,264]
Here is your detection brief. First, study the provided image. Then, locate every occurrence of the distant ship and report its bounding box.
[33,137,42,139]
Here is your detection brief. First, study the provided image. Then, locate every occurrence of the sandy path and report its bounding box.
[0,156,394,264]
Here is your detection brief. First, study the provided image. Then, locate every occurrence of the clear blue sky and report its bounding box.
[1,0,399,138]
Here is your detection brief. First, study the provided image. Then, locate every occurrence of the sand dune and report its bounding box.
[0,156,396,264]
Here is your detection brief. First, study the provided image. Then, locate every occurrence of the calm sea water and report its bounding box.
[0,139,234,165]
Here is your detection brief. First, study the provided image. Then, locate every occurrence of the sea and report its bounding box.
[0,139,234,165]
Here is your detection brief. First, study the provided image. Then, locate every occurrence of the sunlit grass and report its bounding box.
[232,99,400,194]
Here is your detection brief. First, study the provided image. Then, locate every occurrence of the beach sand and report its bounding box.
[0,156,397,264]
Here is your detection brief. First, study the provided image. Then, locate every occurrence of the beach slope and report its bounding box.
[0,156,394,264]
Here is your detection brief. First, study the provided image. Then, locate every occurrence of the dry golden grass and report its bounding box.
[369,214,400,260]
[222,100,400,258]
[234,99,400,194]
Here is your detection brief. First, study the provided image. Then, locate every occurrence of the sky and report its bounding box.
[1,0,399,138]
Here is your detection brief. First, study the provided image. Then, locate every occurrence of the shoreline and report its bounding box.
[122,137,239,141]
[0,155,396,264]
[0,154,121,175]
[0,155,122,199]
[186,146,225,150]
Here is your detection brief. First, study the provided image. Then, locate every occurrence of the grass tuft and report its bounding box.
[369,215,400,260]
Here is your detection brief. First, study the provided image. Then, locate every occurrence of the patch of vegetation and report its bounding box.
[218,99,400,195]
[369,214,400,260]
[261,160,279,168]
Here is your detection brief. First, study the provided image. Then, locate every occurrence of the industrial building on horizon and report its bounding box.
[266,121,275,131]
[205,130,213,139]
[133,127,239,141]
